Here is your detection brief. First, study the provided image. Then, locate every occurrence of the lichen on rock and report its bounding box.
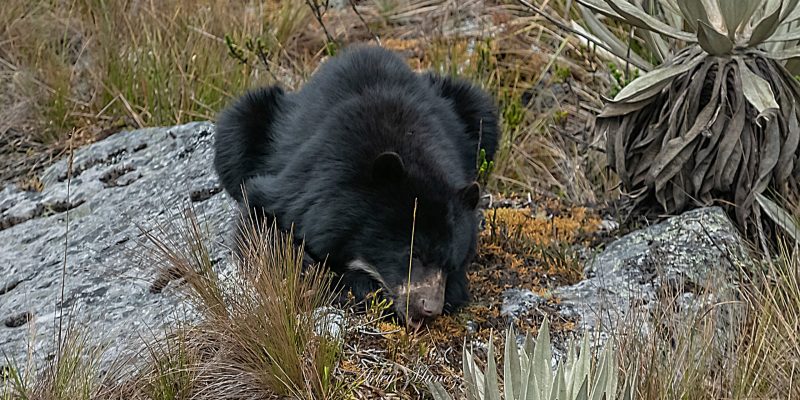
[0,122,234,372]
[555,207,752,344]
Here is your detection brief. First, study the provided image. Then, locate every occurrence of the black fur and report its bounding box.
[214,45,498,321]
[214,85,286,203]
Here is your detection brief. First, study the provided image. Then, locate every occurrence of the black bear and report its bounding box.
[214,45,498,327]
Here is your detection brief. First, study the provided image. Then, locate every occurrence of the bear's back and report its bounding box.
[300,46,422,104]
[269,46,464,185]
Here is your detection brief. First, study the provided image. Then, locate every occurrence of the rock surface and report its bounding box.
[0,122,234,372]
[553,206,751,339]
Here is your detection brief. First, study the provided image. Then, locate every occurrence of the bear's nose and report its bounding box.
[419,298,442,318]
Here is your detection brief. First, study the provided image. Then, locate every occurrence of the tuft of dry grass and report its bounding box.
[617,237,800,400]
[0,0,322,183]
[0,0,321,136]
[0,0,615,207]
[734,241,800,398]
[131,204,351,400]
[3,327,104,400]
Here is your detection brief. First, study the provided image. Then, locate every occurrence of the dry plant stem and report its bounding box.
[56,129,74,361]
[305,0,335,46]
[406,198,418,330]
[517,0,651,71]
[349,0,381,45]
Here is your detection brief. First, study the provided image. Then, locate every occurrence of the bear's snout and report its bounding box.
[416,294,444,318]
[394,267,446,327]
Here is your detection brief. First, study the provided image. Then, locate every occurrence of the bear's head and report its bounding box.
[340,151,480,328]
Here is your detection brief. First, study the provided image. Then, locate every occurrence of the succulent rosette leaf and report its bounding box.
[579,0,800,227]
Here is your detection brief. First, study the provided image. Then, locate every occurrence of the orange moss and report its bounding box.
[470,205,600,303]
[483,206,600,246]
[339,359,361,374]
[406,204,602,355]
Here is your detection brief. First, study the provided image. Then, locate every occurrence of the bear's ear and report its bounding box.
[372,151,406,182]
[425,73,500,166]
[458,182,481,209]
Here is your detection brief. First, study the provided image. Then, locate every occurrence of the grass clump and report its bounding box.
[617,237,800,400]
[130,324,200,400]
[3,329,104,400]
[0,0,320,139]
[735,242,800,398]
[133,205,352,399]
[0,0,323,183]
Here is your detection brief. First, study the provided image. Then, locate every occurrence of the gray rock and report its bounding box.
[501,288,544,318]
[555,207,751,340]
[0,122,236,373]
[598,218,619,232]
[313,307,346,342]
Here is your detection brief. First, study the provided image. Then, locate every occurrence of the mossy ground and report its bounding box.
[335,198,602,398]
